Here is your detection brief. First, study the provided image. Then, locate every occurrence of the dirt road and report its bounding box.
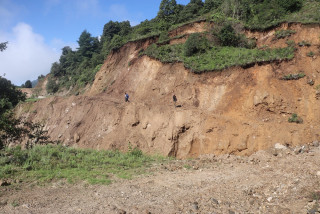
[1,143,320,214]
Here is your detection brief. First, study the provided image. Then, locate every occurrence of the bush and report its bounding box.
[46,77,59,94]
[274,30,296,40]
[298,40,311,47]
[184,33,209,56]
[307,51,315,57]
[281,72,305,80]
[217,24,240,47]
[288,113,303,123]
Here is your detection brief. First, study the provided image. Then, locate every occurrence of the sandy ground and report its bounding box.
[1,143,320,214]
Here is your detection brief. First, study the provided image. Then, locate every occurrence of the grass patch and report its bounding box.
[25,97,41,103]
[144,44,294,73]
[281,72,305,80]
[0,145,168,185]
[274,30,296,40]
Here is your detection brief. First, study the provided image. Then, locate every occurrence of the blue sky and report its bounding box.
[0,0,191,85]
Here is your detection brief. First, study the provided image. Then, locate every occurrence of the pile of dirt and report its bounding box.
[17,22,320,158]
[1,143,320,213]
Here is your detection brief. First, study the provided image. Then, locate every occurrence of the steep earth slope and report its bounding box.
[18,22,320,158]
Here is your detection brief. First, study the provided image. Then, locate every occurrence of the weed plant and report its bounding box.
[0,145,168,185]
[288,113,303,124]
[281,72,305,80]
[274,30,296,40]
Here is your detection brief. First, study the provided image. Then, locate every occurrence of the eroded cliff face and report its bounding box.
[19,22,320,158]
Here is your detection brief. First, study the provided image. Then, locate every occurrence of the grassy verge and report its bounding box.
[0,145,169,185]
[144,44,294,73]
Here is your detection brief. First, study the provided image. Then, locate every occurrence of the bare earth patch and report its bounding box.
[1,144,320,213]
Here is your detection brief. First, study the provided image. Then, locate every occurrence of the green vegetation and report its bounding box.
[0,145,168,185]
[0,41,7,52]
[274,30,296,40]
[144,42,294,73]
[21,80,32,88]
[0,74,53,150]
[46,0,319,93]
[281,72,305,80]
[307,51,315,57]
[298,40,311,47]
[288,113,303,123]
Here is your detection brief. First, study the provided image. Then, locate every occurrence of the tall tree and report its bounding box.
[157,0,179,21]
[77,30,99,58]
[0,42,8,52]
[24,80,32,88]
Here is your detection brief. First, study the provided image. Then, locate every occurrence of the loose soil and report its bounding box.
[1,144,320,214]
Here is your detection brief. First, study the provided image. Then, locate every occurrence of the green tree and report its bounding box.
[24,80,32,88]
[157,0,179,21]
[46,77,59,94]
[77,30,99,58]
[204,0,223,12]
[50,62,63,77]
[0,77,26,114]
[0,42,8,52]
[177,0,204,23]
[184,33,209,57]
[276,0,302,12]
[217,24,240,47]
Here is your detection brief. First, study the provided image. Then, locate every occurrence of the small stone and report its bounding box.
[267,197,273,202]
[313,141,319,147]
[316,171,320,177]
[249,198,255,205]
[74,133,80,143]
[211,198,219,205]
[192,202,199,210]
[274,143,287,150]
[0,200,8,206]
[0,179,10,186]
[228,210,235,214]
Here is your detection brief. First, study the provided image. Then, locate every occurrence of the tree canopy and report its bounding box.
[0,42,8,52]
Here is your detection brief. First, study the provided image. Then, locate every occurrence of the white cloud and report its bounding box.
[0,23,60,85]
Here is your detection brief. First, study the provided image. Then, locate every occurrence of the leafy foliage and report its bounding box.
[0,77,26,115]
[217,24,240,47]
[46,77,59,94]
[288,113,303,124]
[0,76,54,150]
[24,80,32,88]
[281,72,305,80]
[144,43,294,73]
[0,42,8,52]
[47,0,318,93]
[274,30,296,40]
[184,33,209,56]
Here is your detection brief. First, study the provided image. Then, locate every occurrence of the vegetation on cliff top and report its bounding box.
[47,0,319,93]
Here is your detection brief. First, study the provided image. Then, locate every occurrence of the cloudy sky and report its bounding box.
[0,0,190,86]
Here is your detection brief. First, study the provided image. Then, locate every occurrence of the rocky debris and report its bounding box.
[73,133,80,143]
[0,180,11,186]
[307,79,315,86]
[1,143,320,213]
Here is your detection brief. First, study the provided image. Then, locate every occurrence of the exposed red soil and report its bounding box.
[16,22,320,159]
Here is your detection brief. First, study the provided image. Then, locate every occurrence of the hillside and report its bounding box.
[17,22,320,158]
